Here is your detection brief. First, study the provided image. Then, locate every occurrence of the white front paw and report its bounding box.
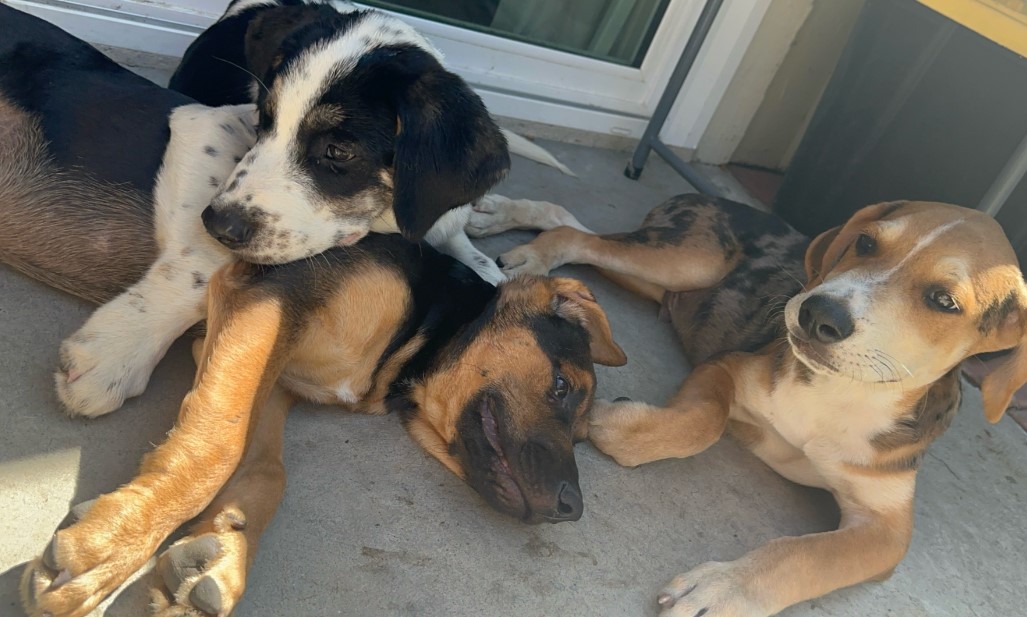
[659,562,764,617]
[466,195,517,237]
[55,322,163,417]
[496,245,551,277]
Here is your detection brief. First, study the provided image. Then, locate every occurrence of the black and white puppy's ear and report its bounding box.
[382,48,510,241]
[243,6,340,95]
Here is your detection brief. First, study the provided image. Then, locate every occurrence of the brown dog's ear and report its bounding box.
[551,278,627,367]
[979,288,1027,423]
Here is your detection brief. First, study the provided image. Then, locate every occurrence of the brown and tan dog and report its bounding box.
[468,194,1027,616]
[19,238,626,617]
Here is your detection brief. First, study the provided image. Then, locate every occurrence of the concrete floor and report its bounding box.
[2,56,1027,617]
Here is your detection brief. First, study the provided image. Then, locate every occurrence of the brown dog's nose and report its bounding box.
[202,205,253,248]
[551,481,583,522]
[798,295,854,343]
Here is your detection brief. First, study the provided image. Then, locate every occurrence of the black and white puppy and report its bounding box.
[0,2,564,417]
[171,0,570,276]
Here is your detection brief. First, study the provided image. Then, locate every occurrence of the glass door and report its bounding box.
[363,0,671,67]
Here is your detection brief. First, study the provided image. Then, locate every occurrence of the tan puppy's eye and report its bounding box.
[855,233,876,256]
[927,289,960,313]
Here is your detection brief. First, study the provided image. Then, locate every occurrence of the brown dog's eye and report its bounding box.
[855,233,876,256]
[927,289,960,313]
[552,375,569,400]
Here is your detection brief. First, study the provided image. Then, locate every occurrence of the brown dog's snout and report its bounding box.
[202,204,254,249]
[798,295,855,344]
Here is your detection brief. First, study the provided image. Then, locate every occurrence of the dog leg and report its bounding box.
[465,194,592,237]
[55,255,215,417]
[150,375,291,617]
[657,497,914,617]
[21,265,293,617]
[589,358,738,467]
[437,231,505,285]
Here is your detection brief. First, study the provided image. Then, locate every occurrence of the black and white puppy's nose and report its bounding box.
[798,295,855,343]
[202,205,253,248]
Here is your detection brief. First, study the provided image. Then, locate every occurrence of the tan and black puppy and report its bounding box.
[468,194,1027,616]
[20,235,626,617]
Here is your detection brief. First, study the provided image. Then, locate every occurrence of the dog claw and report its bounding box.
[48,569,72,591]
[189,576,223,616]
[657,592,675,608]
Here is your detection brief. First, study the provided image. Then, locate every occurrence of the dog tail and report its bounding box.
[501,129,576,177]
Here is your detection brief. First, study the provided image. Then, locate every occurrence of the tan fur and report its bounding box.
[279,267,412,410]
[0,96,155,303]
[474,197,1027,616]
[22,264,293,617]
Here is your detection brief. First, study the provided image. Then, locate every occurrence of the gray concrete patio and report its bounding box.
[1,54,1026,617]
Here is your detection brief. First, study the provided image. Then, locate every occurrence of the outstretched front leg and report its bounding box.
[151,367,291,617]
[588,357,740,467]
[22,264,295,617]
[657,490,915,617]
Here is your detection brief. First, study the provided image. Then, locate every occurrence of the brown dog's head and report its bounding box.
[786,200,1027,422]
[397,276,626,523]
[197,245,625,525]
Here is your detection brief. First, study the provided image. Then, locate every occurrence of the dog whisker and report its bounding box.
[213,56,270,94]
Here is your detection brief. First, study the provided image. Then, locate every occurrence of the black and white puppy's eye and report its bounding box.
[855,233,877,256]
[551,374,569,400]
[927,289,960,313]
[325,144,354,162]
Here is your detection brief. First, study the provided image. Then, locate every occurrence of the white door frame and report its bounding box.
[9,0,769,150]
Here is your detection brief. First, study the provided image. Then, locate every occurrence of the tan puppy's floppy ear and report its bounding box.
[550,278,627,367]
[979,289,1027,423]
[804,226,841,285]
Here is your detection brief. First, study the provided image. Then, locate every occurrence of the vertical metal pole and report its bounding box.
[979,132,1027,217]
[626,0,725,180]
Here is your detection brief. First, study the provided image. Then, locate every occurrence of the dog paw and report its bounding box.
[496,245,551,277]
[658,562,764,617]
[55,326,159,417]
[587,399,654,467]
[150,509,249,617]
[465,195,517,237]
[21,492,166,617]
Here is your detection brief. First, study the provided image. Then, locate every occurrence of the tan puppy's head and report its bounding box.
[785,201,1027,421]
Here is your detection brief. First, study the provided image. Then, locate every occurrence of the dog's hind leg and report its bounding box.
[473,195,740,297]
[588,355,741,468]
[150,365,291,617]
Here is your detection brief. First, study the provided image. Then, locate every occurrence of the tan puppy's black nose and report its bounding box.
[799,295,854,343]
[202,205,253,248]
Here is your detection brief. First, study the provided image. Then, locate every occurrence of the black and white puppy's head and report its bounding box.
[203,5,510,263]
